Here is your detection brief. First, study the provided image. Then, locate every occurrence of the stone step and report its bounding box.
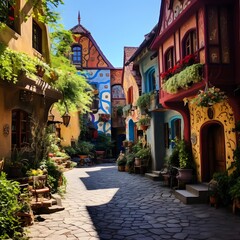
[174,184,210,204]
[152,171,161,175]
[145,172,161,181]
[174,190,199,204]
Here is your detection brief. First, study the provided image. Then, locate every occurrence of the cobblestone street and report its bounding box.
[28,164,240,240]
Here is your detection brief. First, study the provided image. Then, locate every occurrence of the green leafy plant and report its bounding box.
[75,141,95,156]
[126,152,135,172]
[41,158,66,194]
[136,92,151,109]
[137,116,151,127]
[162,63,203,94]
[117,106,123,116]
[171,138,194,169]
[229,177,240,199]
[0,173,26,240]
[94,132,114,152]
[63,146,77,157]
[0,0,64,26]
[132,140,143,154]
[135,147,151,160]
[161,54,197,81]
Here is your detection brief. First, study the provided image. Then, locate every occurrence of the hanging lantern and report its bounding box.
[62,112,71,127]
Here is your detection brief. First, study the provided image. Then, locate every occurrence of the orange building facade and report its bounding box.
[152,0,240,181]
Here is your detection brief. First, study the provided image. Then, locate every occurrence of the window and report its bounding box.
[183,30,197,57]
[12,110,30,148]
[32,21,42,53]
[112,85,125,99]
[145,68,156,92]
[72,45,82,65]
[170,118,182,147]
[165,47,174,70]
[207,5,231,64]
[127,86,133,104]
[164,123,170,148]
[0,0,15,29]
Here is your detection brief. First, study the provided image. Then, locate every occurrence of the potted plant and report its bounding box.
[134,146,151,174]
[137,116,151,131]
[135,146,151,166]
[125,152,135,173]
[173,139,194,188]
[136,93,151,113]
[208,179,219,208]
[75,141,95,165]
[209,172,230,207]
[116,152,127,171]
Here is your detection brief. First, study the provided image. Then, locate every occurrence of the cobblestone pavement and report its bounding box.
[28,163,240,240]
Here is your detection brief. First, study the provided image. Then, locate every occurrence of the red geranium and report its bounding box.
[160,53,197,81]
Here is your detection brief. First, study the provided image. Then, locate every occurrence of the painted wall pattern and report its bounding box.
[111,69,123,85]
[188,100,236,181]
[79,69,111,135]
[73,34,109,68]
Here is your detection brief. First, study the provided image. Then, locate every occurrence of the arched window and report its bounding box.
[182,30,197,57]
[145,67,156,93]
[12,110,30,148]
[165,47,174,71]
[112,85,125,99]
[72,45,82,65]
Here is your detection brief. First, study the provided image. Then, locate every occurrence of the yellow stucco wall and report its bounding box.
[0,88,12,158]
[0,0,52,158]
[188,100,236,181]
[51,108,80,147]
[0,0,50,62]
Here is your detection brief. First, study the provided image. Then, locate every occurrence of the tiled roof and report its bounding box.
[123,47,138,64]
[70,24,90,35]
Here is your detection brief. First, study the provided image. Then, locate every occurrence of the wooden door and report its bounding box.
[201,123,226,182]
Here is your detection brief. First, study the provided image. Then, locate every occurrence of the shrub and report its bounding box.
[0,173,26,239]
[212,172,230,206]
[135,147,151,159]
[41,159,66,194]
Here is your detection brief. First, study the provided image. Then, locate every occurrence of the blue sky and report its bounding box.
[57,0,161,68]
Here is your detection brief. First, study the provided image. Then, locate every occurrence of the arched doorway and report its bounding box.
[201,122,226,182]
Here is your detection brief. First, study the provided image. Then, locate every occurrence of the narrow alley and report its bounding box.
[28,164,240,240]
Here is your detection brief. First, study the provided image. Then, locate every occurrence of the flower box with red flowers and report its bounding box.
[161,53,197,82]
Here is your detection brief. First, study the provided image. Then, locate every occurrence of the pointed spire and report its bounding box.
[78,11,81,25]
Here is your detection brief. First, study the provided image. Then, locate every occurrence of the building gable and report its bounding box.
[159,0,191,35]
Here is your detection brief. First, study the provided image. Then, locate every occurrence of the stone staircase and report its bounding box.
[174,183,209,204]
[145,171,162,181]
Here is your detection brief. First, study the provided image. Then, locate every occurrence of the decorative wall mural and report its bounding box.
[188,100,236,181]
[79,69,111,135]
